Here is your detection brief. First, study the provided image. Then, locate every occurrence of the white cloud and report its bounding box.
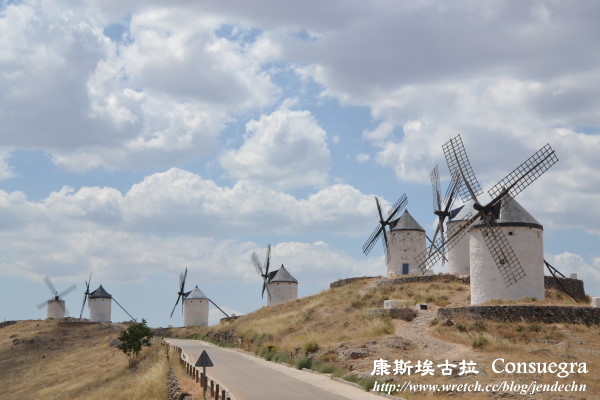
[0,168,385,282]
[0,2,280,171]
[546,252,600,298]
[220,106,331,189]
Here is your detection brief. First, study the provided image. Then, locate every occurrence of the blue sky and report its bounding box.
[1,0,599,327]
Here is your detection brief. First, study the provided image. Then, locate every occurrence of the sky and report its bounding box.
[1,0,599,327]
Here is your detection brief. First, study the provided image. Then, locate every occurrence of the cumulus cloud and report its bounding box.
[0,1,279,171]
[220,106,331,189]
[0,168,386,282]
[545,252,600,297]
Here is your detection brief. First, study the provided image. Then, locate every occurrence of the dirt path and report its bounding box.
[394,310,471,361]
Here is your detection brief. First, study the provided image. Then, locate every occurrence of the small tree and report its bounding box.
[117,319,154,362]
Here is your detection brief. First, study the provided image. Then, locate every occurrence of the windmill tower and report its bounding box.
[170,268,229,326]
[362,194,409,275]
[37,277,76,319]
[267,264,298,305]
[417,135,558,304]
[89,284,136,323]
[251,245,298,306]
[89,285,112,322]
[386,210,426,276]
[446,200,475,275]
[470,196,544,304]
[183,286,209,327]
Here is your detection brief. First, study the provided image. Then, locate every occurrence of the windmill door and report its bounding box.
[402,263,409,275]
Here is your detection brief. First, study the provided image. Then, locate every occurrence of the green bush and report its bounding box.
[303,339,320,355]
[295,357,312,370]
[117,319,153,361]
[472,335,489,348]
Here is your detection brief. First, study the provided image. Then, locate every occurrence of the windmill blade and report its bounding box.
[37,299,51,310]
[80,273,92,319]
[442,171,461,212]
[431,165,442,211]
[426,234,448,263]
[79,294,88,319]
[443,135,483,203]
[179,267,188,292]
[169,294,182,318]
[382,230,391,264]
[264,245,271,277]
[63,304,71,317]
[112,296,136,322]
[362,224,384,255]
[57,284,77,299]
[261,279,267,299]
[44,276,58,296]
[387,193,408,219]
[479,218,526,287]
[487,143,558,201]
[208,298,230,318]
[251,252,264,276]
[416,209,481,272]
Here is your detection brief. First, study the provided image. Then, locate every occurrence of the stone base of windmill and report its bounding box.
[591,297,600,308]
[367,300,418,321]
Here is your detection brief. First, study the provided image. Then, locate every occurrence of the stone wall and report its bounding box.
[376,274,470,288]
[329,276,379,289]
[438,305,600,325]
[367,308,417,321]
[167,368,193,400]
[544,276,587,301]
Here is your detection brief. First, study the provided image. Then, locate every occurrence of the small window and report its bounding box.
[508,231,514,236]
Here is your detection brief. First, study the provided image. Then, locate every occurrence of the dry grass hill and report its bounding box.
[0,319,167,400]
[169,275,599,399]
[2,276,598,399]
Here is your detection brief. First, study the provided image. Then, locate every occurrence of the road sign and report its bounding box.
[195,350,214,367]
[195,350,214,400]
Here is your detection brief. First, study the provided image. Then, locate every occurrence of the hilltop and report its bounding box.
[0,319,166,400]
[168,275,599,399]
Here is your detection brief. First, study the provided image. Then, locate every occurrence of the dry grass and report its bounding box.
[0,319,167,400]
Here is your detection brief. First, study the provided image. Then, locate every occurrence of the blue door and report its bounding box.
[402,263,409,274]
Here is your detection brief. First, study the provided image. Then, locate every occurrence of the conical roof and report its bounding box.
[448,200,476,223]
[185,285,208,300]
[269,265,298,283]
[472,196,542,230]
[89,285,111,299]
[390,209,425,232]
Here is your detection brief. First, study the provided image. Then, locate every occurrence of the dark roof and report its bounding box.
[89,285,111,299]
[269,265,298,283]
[472,196,543,230]
[185,285,208,300]
[448,200,476,223]
[389,209,425,232]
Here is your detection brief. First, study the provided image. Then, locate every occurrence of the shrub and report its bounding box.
[295,357,312,370]
[117,319,153,362]
[303,340,320,355]
[472,335,488,348]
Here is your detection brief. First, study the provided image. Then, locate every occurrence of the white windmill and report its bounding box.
[80,275,135,322]
[251,245,298,306]
[417,135,558,304]
[37,276,76,319]
[169,268,229,327]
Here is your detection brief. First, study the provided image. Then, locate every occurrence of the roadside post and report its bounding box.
[195,350,214,400]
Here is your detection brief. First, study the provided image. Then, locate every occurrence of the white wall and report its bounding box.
[470,226,544,304]
[90,298,112,322]
[268,282,298,306]
[447,220,470,275]
[46,300,65,319]
[386,230,426,276]
[183,298,209,327]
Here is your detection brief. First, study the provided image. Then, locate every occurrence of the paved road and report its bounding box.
[165,339,386,400]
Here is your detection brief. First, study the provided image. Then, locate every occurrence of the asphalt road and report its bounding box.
[165,338,386,400]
